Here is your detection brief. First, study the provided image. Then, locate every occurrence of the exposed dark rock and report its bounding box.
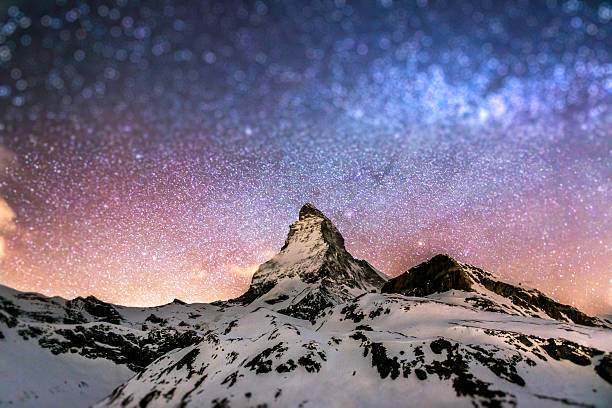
[341,303,365,323]
[595,354,612,385]
[245,342,287,374]
[474,272,603,327]
[145,314,167,325]
[230,281,276,305]
[465,296,511,314]
[65,296,123,324]
[17,325,43,340]
[541,339,603,366]
[414,368,427,380]
[211,397,230,408]
[366,342,400,380]
[297,353,321,373]
[422,340,513,406]
[122,394,134,406]
[350,331,368,343]
[172,349,200,373]
[430,338,453,355]
[264,295,289,305]
[278,290,334,321]
[226,351,239,364]
[221,370,241,387]
[37,325,202,371]
[223,320,238,335]
[368,305,390,319]
[138,390,161,408]
[0,298,20,327]
[468,345,525,386]
[381,254,473,296]
[275,359,297,373]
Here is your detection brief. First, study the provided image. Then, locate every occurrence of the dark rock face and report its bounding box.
[245,342,287,374]
[540,338,603,366]
[349,329,518,407]
[280,203,346,252]
[278,289,335,321]
[595,354,612,384]
[0,297,19,327]
[381,254,473,296]
[65,296,124,324]
[37,325,202,371]
[231,281,276,305]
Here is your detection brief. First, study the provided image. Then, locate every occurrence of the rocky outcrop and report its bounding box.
[65,295,124,324]
[381,254,473,296]
[38,325,202,372]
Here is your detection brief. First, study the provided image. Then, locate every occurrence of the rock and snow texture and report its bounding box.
[233,203,387,320]
[97,294,612,408]
[0,284,218,407]
[381,254,608,328]
[1,204,611,407]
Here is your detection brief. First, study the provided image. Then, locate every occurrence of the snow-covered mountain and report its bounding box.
[1,204,610,407]
[381,253,608,327]
[230,203,387,320]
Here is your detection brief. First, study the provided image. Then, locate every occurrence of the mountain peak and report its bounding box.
[298,203,326,220]
[282,203,345,252]
[382,254,605,327]
[381,253,471,296]
[428,253,460,266]
[236,203,387,312]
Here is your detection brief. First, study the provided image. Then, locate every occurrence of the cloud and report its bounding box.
[189,262,261,282]
[0,146,15,173]
[0,146,17,260]
[227,262,261,278]
[0,197,16,260]
[0,199,16,233]
[226,250,276,278]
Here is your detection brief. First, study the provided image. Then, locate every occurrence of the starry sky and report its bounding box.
[0,0,610,314]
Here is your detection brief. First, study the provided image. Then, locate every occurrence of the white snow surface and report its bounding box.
[95,293,612,408]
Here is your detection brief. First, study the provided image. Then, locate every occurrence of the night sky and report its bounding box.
[0,1,610,314]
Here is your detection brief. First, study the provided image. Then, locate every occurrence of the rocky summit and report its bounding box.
[0,204,611,408]
[234,203,387,320]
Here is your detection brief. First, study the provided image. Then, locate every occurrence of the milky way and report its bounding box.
[0,1,610,313]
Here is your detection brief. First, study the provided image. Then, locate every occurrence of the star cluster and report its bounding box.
[0,1,610,313]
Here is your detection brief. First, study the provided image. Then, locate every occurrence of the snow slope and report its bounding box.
[0,284,220,407]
